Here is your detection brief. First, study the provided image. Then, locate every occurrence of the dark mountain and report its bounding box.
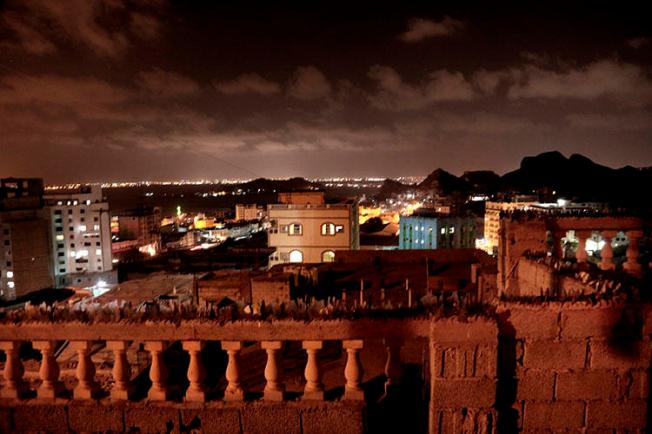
[462,170,501,195]
[375,178,412,200]
[501,151,652,204]
[418,168,471,195]
[240,177,319,193]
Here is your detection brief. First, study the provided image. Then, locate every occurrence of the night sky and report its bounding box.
[1,2,651,183]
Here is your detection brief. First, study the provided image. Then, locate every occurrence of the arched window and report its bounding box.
[321,250,335,262]
[288,223,303,235]
[289,250,303,263]
[321,222,335,235]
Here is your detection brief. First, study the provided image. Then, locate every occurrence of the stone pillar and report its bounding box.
[72,341,100,400]
[0,341,27,399]
[145,341,170,401]
[552,232,564,259]
[382,338,403,397]
[262,340,285,401]
[599,231,616,271]
[624,230,643,277]
[182,341,207,402]
[222,341,244,401]
[575,231,589,263]
[33,340,63,399]
[302,340,324,400]
[343,340,364,401]
[107,340,132,400]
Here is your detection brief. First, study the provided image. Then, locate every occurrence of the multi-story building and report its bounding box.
[399,210,476,250]
[483,200,536,255]
[267,192,359,267]
[235,203,259,221]
[111,206,162,257]
[44,186,114,287]
[0,178,54,300]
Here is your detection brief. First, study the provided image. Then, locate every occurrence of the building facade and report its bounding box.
[0,178,54,300]
[111,206,162,257]
[235,203,258,221]
[44,186,114,287]
[399,214,476,250]
[267,193,358,267]
[483,200,536,255]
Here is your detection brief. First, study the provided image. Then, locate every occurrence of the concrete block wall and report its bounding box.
[430,319,498,433]
[497,302,651,432]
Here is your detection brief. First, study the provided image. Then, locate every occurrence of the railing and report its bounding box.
[0,319,429,403]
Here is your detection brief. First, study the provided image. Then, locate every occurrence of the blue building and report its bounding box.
[399,213,476,250]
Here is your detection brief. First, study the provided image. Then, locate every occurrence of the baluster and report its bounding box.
[302,340,324,400]
[145,341,170,401]
[624,230,643,277]
[599,231,616,270]
[182,341,207,402]
[33,341,63,399]
[222,341,244,401]
[382,338,403,398]
[262,341,285,401]
[343,340,364,400]
[72,341,100,400]
[0,341,28,399]
[107,341,132,400]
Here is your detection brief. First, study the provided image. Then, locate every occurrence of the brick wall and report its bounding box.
[496,302,651,432]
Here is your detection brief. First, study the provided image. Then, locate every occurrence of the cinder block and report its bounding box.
[626,369,649,399]
[523,401,585,430]
[560,308,622,339]
[556,370,619,400]
[68,402,124,432]
[508,307,560,340]
[180,405,242,434]
[431,378,496,407]
[516,369,555,401]
[433,345,496,378]
[14,403,68,434]
[523,340,586,370]
[587,399,647,429]
[125,404,180,434]
[301,403,365,434]
[241,403,301,434]
[590,340,651,369]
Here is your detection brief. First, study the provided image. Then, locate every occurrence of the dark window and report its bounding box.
[3,240,9,246]
[84,242,91,246]
[80,209,85,214]
[94,217,98,222]
[57,243,64,249]
[70,243,75,248]
[54,210,62,215]
[54,218,62,224]
[69,227,74,231]
[96,242,100,246]
[68,210,73,215]
[80,217,85,222]
[59,268,66,273]
[6,261,11,267]
[57,252,64,257]
[55,226,63,232]
[2,229,9,236]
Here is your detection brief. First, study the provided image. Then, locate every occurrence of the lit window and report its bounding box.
[55,234,64,241]
[79,225,87,231]
[78,250,89,257]
[70,251,76,257]
[288,223,302,235]
[93,224,100,231]
[7,281,14,289]
[289,250,303,263]
[6,271,13,278]
[322,250,335,262]
[449,227,455,234]
[440,228,446,234]
[95,249,102,256]
[321,223,335,235]
[335,225,344,233]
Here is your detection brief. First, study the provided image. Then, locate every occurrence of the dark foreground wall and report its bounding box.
[0,400,365,434]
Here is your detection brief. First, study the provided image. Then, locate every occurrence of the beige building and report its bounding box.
[235,203,259,221]
[44,186,114,287]
[267,192,359,267]
[483,200,535,255]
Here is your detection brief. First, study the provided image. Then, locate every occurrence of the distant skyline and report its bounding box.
[1,2,651,183]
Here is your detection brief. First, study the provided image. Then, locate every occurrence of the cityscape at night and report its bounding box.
[1,2,651,433]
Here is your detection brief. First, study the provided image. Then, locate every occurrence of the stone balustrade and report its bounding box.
[0,319,430,404]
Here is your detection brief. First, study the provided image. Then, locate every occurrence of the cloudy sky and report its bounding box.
[0,2,651,183]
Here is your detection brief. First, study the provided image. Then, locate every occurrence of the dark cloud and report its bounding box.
[399,16,465,42]
[214,73,281,95]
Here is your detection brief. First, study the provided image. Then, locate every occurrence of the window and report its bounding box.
[288,223,302,235]
[322,250,335,262]
[3,240,9,246]
[79,225,87,232]
[7,281,14,289]
[321,222,335,235]
[6,271,13,278]
[449,227,455,234]
[335,225,344,233]
[54,210,62,215]
[93,224,100,231]
[80,209,85,214]
[96,249,102,255]
[289,250,303,263]
[59,268,66,273]
[68,210,73,215]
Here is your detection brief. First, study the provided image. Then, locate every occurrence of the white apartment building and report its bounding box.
[267,192,359,267]
[44,186,114,287]
[235,203,259,221]
[483,201,536,255]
